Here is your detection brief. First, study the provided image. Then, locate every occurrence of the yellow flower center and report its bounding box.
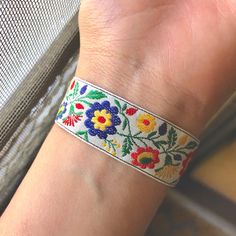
[91,109,112,131]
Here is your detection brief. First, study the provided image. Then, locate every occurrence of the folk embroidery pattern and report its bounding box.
[55,78,199,186]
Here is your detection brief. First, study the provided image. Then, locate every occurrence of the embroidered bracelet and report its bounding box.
[55,77,200,187]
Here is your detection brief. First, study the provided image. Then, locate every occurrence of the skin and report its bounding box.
[0,0,236,235]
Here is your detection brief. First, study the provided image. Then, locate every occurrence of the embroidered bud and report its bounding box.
[70,80,75,90]
[126,108,138,116]
[178,135,188,145]
[75,103,84,109]
[80,85,87,95]
[159,122,167,135]
[173,154,182,161]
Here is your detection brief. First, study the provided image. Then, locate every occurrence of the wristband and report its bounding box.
[55,77,199,187]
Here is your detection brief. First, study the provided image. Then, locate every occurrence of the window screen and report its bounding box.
[0,0,80,109]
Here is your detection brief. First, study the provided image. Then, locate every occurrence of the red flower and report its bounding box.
[126,107,138,116]
[63,115,82,127]
[131,146,159,169]
[70,80,75,90]
[179,152,194,176]
[75,103,84,109]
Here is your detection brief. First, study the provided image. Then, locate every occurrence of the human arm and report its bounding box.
[1,1,236,235]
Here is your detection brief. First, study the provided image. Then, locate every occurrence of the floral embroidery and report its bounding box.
[56,102,67,120]
[91,109,112,131]
[75,103,84,109]
[70,80,75,90]
[80,85,87,95]
[178,134,188,145]
[55,78,199,186]
[158,122,167,135]
[102,139,121,156]
[126,107,138,116]
[63,114,82,126]
[136,113,156,133]
[131,147,159,169]
[84,101,121,139]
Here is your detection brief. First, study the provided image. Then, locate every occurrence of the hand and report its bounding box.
[77,0,236,136]
[2,2,236,236]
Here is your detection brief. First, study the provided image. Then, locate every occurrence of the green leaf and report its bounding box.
[165,155,173,165]
[76,131,89,142]
[69,104,75,114]
[84,132,89,142]
[114,99,121,111]
[122,137,133,157]
[155,166,164,172]
[73,82,79,97]
[167,127,177,147]
[122,118,128,130]
[75,112,83,116]
[76,131,86,135]
[122,103,127,111]
[85,90,107,99]
[66,94,73,101]
[185,141,198,149]
[79,99,92,106]
[147,131,157,139]
[153,140,167,149]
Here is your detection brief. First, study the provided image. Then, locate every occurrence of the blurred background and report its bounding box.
[0,1,235,235]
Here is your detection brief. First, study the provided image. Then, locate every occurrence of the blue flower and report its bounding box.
[56,102,67,120]
[84,101,121,139]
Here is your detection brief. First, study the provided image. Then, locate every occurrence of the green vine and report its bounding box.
[105,139,116,152]
[64,85,198,163]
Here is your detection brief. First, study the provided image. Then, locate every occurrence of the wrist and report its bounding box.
[76,58,206,137]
